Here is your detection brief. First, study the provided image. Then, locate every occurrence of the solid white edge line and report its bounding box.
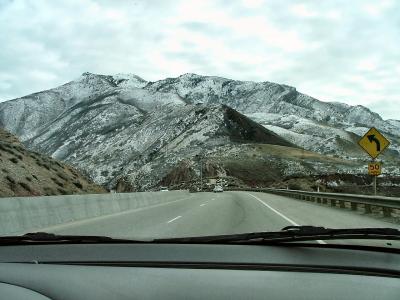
[200,203,206,207]
[167,215,182,224]
[247,193,327,245]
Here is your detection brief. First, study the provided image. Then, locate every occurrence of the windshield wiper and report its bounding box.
[0,232,152,245]
[2,227,400,246]
[155,226,400,244]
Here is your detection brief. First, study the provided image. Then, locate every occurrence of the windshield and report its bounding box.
[0,0,399,249]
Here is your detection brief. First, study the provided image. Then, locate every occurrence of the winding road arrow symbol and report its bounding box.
[367,134,381,151]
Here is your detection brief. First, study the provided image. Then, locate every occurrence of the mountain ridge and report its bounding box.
[0,72,399,190]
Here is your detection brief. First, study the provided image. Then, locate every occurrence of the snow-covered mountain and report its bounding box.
[145,73,400,158]
[0,72,399,190]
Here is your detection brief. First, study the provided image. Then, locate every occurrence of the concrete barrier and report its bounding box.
[0,191,191,235]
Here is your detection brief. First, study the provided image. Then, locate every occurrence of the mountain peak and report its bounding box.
[178,73,232,82]
[77,72,147,88]
[179,72,202,78]
[112,73,147,88]
[74,72,114,84]
[113,73,146,81]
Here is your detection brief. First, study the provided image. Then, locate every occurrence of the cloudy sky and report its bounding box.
[0,0,399,119]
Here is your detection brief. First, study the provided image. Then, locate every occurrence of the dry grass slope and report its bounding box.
[0,128,106,197]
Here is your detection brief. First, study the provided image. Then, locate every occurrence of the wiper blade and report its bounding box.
[155,226,400,244]
[0,232,151,245]
[4,227,399,245]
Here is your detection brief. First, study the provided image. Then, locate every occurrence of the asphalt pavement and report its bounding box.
[39,191,400,247]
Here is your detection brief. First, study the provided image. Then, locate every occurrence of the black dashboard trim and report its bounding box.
[1,242,399,253]
[29,261,400,278]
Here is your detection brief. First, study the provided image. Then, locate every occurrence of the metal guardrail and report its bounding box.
[228,188,400,218]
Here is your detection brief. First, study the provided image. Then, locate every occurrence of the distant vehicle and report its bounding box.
[160,187,169,192]
[213,185,223,193]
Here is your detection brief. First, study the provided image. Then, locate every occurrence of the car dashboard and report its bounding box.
[0,243,399,299]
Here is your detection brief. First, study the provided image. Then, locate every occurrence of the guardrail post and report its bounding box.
[322,198,327,204]
[382,207,392,218]
[339,200,346,208]
[365,204,372,214]
[350,203,357,210]
[330,199,336,207]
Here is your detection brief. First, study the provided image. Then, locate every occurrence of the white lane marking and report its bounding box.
[200,203,206,207]
[247,193,326,245]
[167,215,182,223]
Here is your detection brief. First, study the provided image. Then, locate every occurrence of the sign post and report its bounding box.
[358,128,390,196]
[200,161,203,192]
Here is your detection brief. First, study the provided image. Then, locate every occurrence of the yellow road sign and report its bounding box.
[368,162,381,176]
[358,127,390,159]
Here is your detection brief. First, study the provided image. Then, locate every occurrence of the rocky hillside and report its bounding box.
[0,128,106,197]
[145,73,400,159]
[11,100,293,190]
[0,72,399,191]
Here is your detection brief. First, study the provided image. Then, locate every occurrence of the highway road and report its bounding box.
[40,191,400,247]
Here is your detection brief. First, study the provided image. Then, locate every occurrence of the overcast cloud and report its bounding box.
[0,0,399,119]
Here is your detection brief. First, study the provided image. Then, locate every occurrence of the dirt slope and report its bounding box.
[0,128,106,197]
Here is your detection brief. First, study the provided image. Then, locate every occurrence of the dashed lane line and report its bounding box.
[167,215,182,224]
